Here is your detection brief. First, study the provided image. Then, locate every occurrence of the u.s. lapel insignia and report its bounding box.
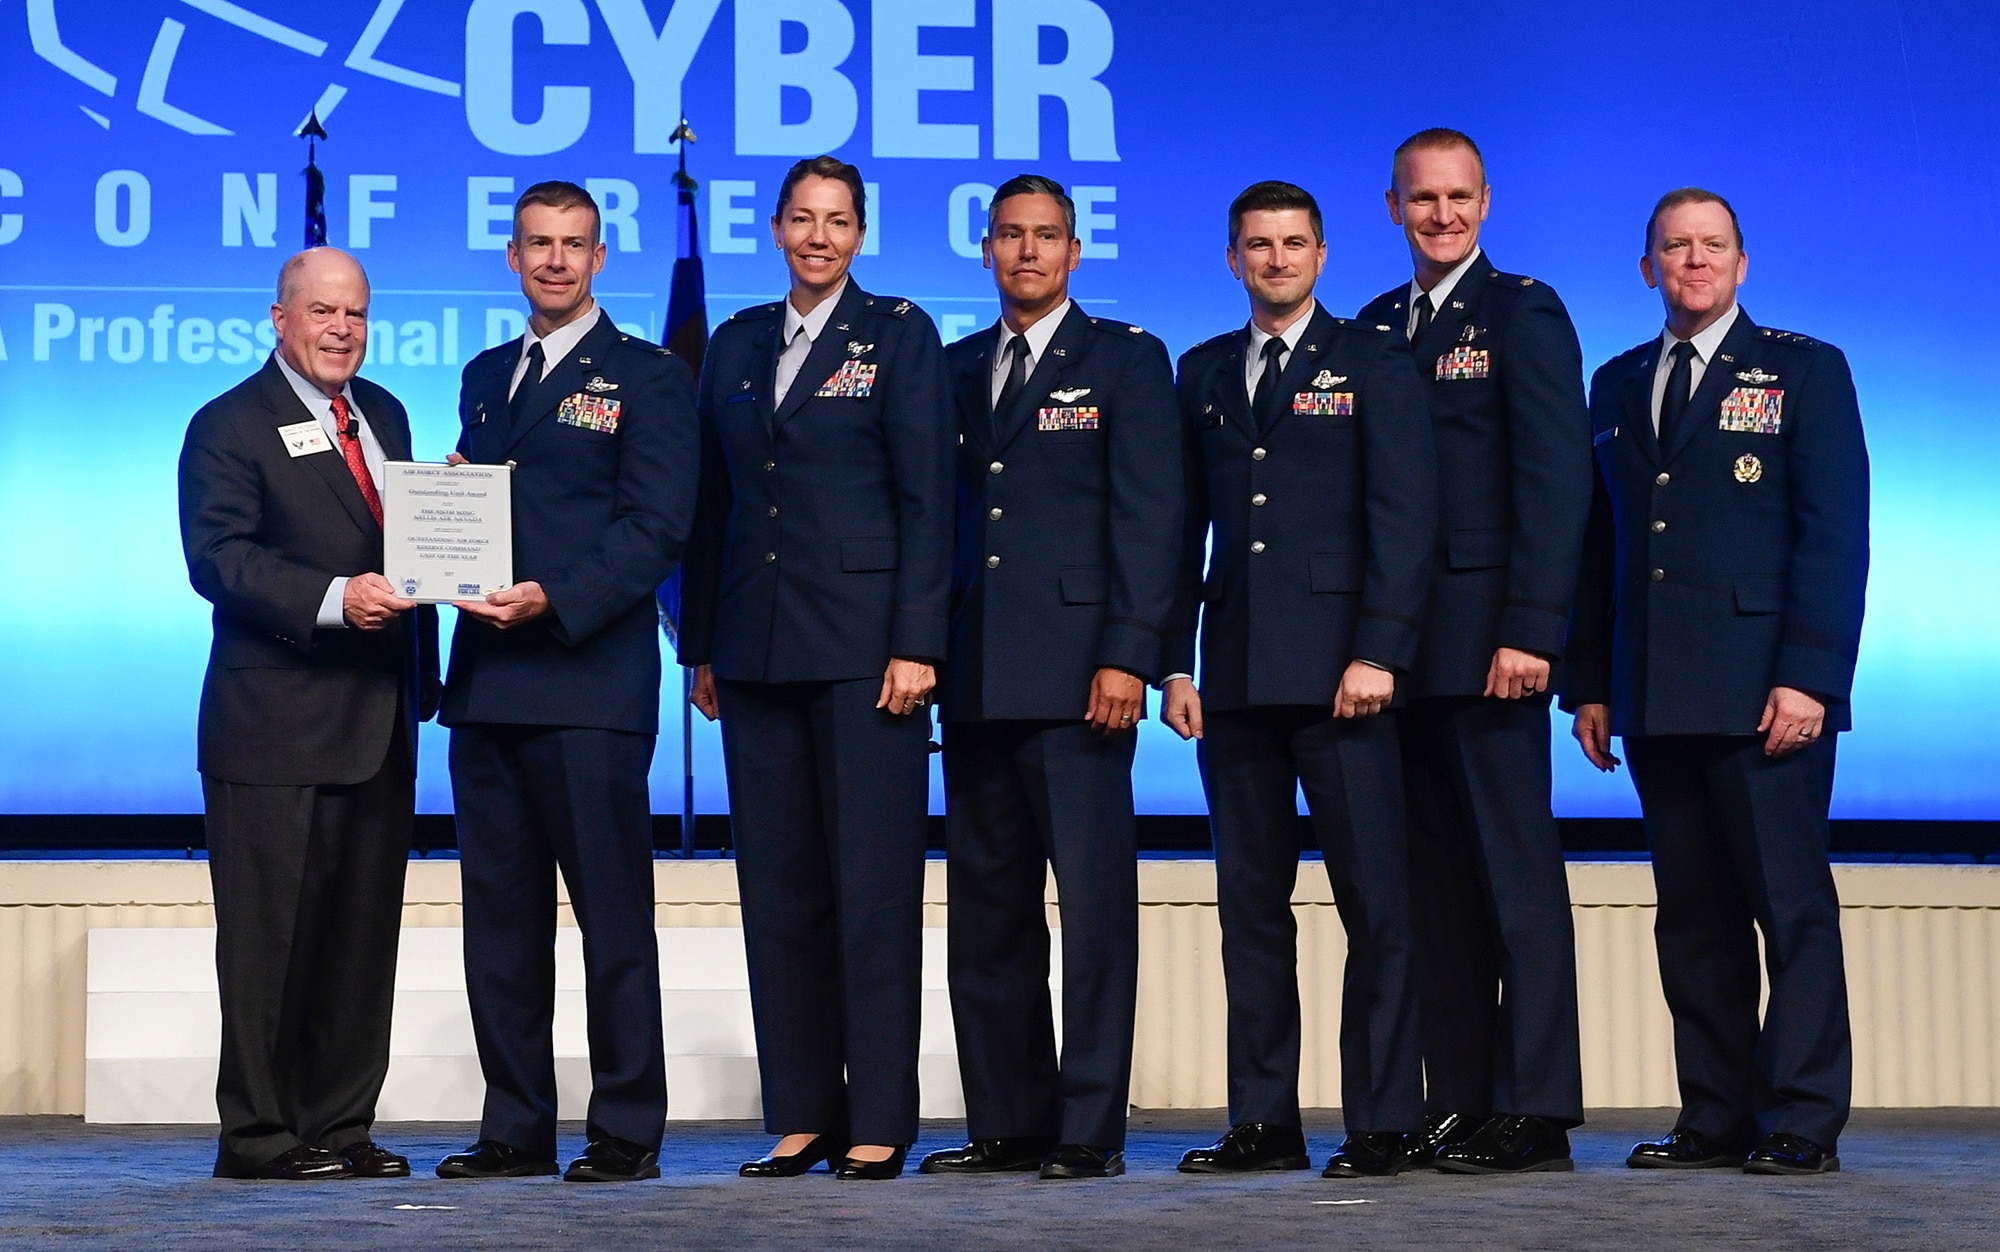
[846,340,875,358]
[1736,366,1778,384]
[1450,300,1466,310]
[1303,343,1319,353]
[1051,347,1067,358]
[1733,454,1763,483]
[739,380,753,392]
[1050,387,1091,403]
[1718,352,1736,363]
[834,323,851,332]
[584,376,618,394]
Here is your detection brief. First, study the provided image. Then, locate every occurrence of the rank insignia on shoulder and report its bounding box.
[892,300,912,315]
[1050,387,1092,403]
[1310,370,1345,388]
[584,377,618,393]
[816,360,878,398]
[847,340,875,358]
[1734,454,1763,483]
[1519,277,1534,287]
[1736,366,1778,384]
[1437,346,1490,381]
[739,379,753,391]
[1720,387,1783,433]
[1294,391,1354,416]
[1129,325,1143,333]
[1038,405,1099,431]
[1376,324,1393,332]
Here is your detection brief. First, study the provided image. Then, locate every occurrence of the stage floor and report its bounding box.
[3,1110,1995,1249]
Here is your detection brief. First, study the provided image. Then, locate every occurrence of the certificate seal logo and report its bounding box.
[1733,454,1763,484]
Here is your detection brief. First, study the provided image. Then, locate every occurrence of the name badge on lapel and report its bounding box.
[557,393,622,433]
[1719,387,1783,433]
[1038,405,1100,431]
[816,359,878,397]
[277,419,331,457]
[1292,391,1354,416]
[1437,346,1490,380]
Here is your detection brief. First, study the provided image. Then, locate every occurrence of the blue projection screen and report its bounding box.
[1,1,1995,819]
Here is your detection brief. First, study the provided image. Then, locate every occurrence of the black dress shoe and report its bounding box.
[1406,1111,1482,1167]
[218,1144,354,1181]
[1433,1115,1574,1174]
[1322,1132,1416,1178]
[919,1138,1055,1175]
[1177,1123,1311,1174]
[834,1147,909,1180]
[336,1141,411,1178]
[1627,1129,1750,1170]
[436,1139,561,1179]
[1744,1133,1839,1175]
[1039,1145,1125,1180]
[742,1134,848,1178]
[565,1135,661,1182]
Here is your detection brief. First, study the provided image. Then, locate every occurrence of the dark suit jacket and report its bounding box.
[940,304,1183,721]
[1563,309,1870,735]
[178,356,438,785]
[441,314,701,734]
[677,281,955,683]
[1167,304,1438,712]
[1359,256,1594,696]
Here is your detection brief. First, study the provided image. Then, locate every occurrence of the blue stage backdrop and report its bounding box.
[2,1,1995,819]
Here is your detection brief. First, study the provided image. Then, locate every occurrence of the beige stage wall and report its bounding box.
[3,858,1998,1117]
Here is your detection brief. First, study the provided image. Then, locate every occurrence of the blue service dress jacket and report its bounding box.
[1563,309,1870,735]
[677,281,956,680]
[1359,257,1593,696]
[1168,304,1439,711]
[441,315,701,734]
[940,304,1184,721]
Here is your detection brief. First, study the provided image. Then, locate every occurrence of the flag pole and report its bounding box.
[659,116,708,859]
[299,110,328,248]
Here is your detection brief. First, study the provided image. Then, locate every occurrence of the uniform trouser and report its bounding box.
[449,724,665,1158]
[941,719,1139,1150]
[1198,705,1424,1134]
[203,724,412,1174]
[1400,694,1584,1124]
[716,676,932,1147]
[1626,733,1850,1149]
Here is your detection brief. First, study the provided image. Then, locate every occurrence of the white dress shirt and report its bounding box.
[1406,247,1484,339]
[274,352,386,630]
[773,278,849,406]
[1650,302,1741,432]
[990,298,1073,407]
[1243,299,1318,402]
[509,302,603,400]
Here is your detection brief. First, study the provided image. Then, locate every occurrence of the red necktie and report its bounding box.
[330,394,383,526]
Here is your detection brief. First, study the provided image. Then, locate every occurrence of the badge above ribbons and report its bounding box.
[1293,391,1354,416]
[1720,386,1784,433]
[1038,405,1100,431]
[557,393,622,433]
[816,359,878,397]
[1437,346,1490,380]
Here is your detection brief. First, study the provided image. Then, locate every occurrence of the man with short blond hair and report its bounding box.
[179,246,437,1180]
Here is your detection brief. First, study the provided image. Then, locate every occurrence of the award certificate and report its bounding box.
[381,461,513,603]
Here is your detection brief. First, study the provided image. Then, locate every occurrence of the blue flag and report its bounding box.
[656,164,707,646]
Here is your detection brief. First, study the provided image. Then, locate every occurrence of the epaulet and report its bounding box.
[1086,315,1149,337]
[1186,330,1235,355]
[1490,270,1539,289]
[1757,327,1822,349]
[727,301,783,323]
[864,295,917,317]
[614,333,676,358]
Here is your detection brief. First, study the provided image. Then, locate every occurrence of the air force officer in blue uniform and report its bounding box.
[1167,182,1437,1179]
[1566,190,1869,1176]
[1358,129,1591,1174]
[437,182,701,1184]
[917,176,1181,1182]
[680,156,954,1182]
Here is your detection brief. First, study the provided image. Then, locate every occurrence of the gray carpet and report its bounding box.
[3,1110,1995,1249]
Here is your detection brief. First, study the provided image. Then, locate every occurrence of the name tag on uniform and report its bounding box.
[816,360,878,397]
[557,393,621,433]
[1038,405,1099,431]
[1292,391,1354,416]
[1437,346,1490,380]
[1719,387,1783,433]
[277,419,331,457]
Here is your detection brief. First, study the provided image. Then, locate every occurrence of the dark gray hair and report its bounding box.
[987,174,1075,239]
[1645,187,1744,255]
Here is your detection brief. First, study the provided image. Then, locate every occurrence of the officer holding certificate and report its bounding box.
[436,180,701,1184]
